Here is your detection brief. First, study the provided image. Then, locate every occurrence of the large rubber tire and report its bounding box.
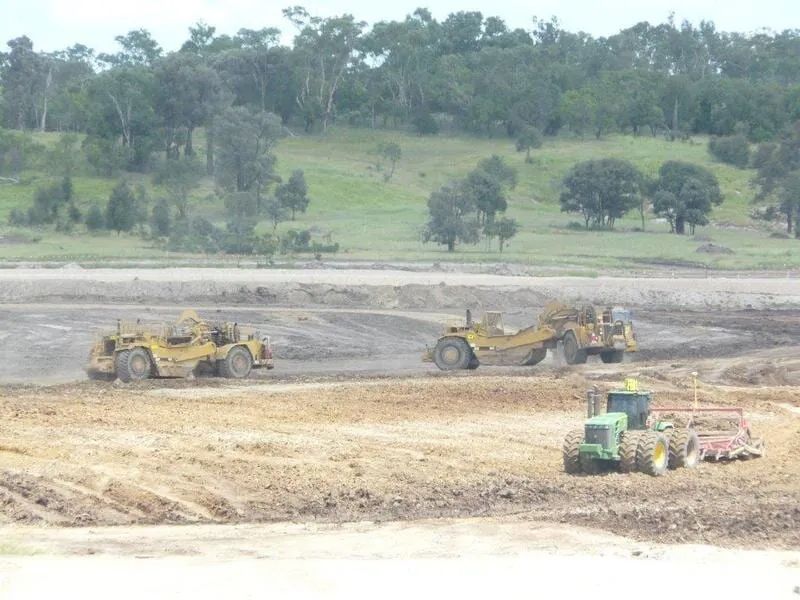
[618,430,643,473]
[522,348,547,366]
[218,345,253,379]
[115,348,152,383]
[562,331,587,365]
[467,356,480,370]
[562,429,584,474]
[600,350,624,364]
[668,429,701,469]
[636,431,670,476]
[433,337,472,371]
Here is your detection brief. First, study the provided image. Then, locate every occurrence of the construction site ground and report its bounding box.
[0,267,798,596]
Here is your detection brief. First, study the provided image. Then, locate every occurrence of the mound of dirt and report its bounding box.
[696,243,734,254]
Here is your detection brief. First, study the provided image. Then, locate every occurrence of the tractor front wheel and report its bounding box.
[562,429,584,474]
[433,337,473,371]
[668,429,700,469]
[636,431,669,476]
[618,431,643,473]
[218,346,253,379]
[115,348,152,383]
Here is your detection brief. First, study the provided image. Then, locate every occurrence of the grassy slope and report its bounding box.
[0,127,796,270]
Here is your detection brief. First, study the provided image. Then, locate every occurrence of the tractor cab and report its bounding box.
[606,389,651,430]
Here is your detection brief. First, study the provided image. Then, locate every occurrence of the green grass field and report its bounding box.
[0,127,797,270]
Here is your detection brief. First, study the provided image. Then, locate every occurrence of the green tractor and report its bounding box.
[563,379,700,476]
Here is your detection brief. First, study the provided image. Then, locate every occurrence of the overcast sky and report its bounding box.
[2,0,798,54]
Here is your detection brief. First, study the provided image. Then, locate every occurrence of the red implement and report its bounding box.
[650,406,764,460]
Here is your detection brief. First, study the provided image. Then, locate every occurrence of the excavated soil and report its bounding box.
[0,374,798,548]
[1,269,799,551]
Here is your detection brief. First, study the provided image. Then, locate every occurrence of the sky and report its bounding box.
[1,0,798,54]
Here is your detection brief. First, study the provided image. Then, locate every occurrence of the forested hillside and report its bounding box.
[1,8,799,268]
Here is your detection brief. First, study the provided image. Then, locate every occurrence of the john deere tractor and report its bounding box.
[562,379,700,476]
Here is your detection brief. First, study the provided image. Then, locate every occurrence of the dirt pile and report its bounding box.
[2,268,799,310]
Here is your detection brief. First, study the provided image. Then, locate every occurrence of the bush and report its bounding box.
[708,135,750,168]
[8,208,27,226]
[412,111,439,135]
[82,136,129,177]
[150,199,171,237]
[85,204,105,231]
[280,229,339,254]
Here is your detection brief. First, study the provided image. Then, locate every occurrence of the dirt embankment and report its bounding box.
[1,268,799,310]
[1,375,798,548]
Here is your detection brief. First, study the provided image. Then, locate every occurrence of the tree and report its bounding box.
[275,170,309,219]
[423,181,479,251]
[153,51,227,159]
[754,122,800,233]
[85,204,105,231]
[213,106,283,208]
[85,66,158,171]
[105,180,137,234]
[0,37,45,130]
[377,142,401,181]
[560,159,643,229]
[150,199,171,236]
[778,171,800,239]
[708,135,750,168]
[284,7,365,131]
[98,29,162,67]
[484,216,518,252]
[652,161,723,234]
[515,126,542,163]
[263,195,288,230]
[465,155,517,225]
[154,157,203,219]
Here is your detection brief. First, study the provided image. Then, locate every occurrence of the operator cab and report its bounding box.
[607,381,651,430]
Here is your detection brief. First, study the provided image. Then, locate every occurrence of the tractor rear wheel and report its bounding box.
[636,431,669,476]
[618,430,643,473]
[433,337,473,370]
[600,350,624,364]
[668,429,700,469]
[115,348,152,383]
[218,346,253,379]
[562,429,584,474]
[562,332,587,365]
[467,356,480,370]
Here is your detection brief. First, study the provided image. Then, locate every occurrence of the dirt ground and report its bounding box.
[1,268,799,556]
[1,373,798,548]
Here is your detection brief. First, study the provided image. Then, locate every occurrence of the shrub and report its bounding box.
[412,111,439,135]
[708,135,750,168]
[85,204,105,231]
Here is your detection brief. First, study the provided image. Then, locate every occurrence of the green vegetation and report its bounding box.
[0,127,798,270]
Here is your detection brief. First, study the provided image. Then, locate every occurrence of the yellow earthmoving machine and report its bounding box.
[537,302,638,365]
[426,301,637,371]
[86,310,273,382]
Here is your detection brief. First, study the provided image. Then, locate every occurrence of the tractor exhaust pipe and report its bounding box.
[586,386,603,418]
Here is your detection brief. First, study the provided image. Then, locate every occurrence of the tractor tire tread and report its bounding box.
[668,428,701,469]
[636,431,669,477]
[562,429,584,474]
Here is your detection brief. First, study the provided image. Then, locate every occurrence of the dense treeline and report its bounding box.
[2,8,800,245]
[2,9,800,149]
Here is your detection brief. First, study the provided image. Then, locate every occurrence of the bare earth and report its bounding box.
[1,268,799,596]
